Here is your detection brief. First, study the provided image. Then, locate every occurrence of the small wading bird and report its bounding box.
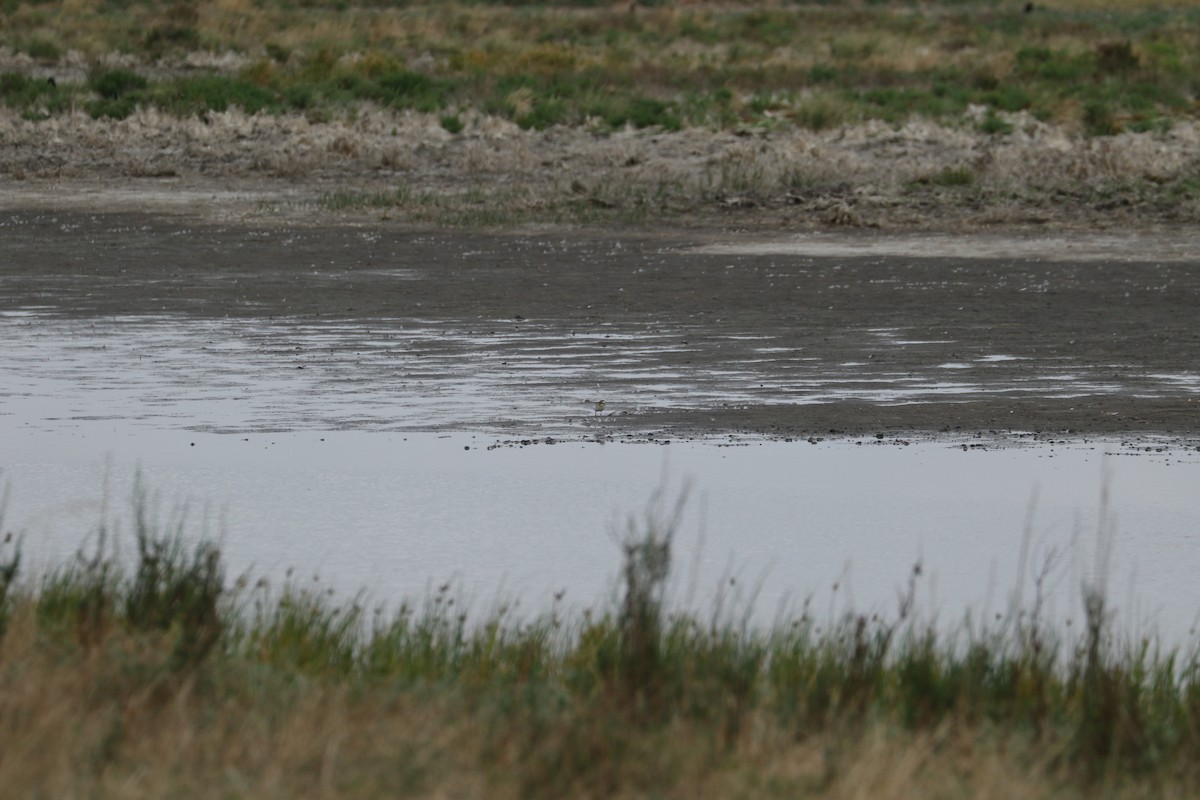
[589,399,606,417]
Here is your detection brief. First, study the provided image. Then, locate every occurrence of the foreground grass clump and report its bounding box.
[3,490,1200,797]
[2,1,1200,135]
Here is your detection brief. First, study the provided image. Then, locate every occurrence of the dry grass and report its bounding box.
[0,606,1169,800]
[2,2,1199,229]
[0,608,1074,799]
[4,491,1200,799]
[2,100,1198,230]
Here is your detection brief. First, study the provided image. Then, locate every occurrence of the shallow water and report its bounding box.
[4,311,1197,437]
[2,309,1199,638]
[5,422,1200,638]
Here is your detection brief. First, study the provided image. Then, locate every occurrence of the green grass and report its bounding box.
[3,480,1200,796]
[1,2,1198,135]
[0,71,68,119]
[930,166,976,187]
[318,186,424,211]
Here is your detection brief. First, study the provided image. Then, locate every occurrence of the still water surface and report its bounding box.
[5,427,1199,638]
[2,310,1199,638]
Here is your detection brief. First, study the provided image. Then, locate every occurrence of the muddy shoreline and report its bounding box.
[2,209,1197,443]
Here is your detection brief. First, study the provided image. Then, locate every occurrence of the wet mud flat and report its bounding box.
[1,210,1198,442]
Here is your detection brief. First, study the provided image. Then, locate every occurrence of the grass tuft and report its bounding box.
[0,534,18,637]
[124,487,224,667]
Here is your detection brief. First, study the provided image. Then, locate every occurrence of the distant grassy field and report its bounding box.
[4,487,1200,797]
[1,1,1198,137]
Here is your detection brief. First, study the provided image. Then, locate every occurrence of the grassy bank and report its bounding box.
[2,2,1199,230]
[1,1,1198,136]
[3,489,1200,797]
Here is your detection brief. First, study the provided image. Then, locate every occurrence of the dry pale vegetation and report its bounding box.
[4,493,1200,798]
[0,0,1198,228]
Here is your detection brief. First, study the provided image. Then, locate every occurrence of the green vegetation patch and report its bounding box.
[367,69,455,113]
[5,481,1200,795]
[89,68,148,99]
[0,71,70,120]
[1,3,1199,135]
[156,75,280,116]
[0,71,60,105]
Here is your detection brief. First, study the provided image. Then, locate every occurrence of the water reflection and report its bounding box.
[3,431,1199,640]
[2,309,1199,641]
[4,311,1197,436]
